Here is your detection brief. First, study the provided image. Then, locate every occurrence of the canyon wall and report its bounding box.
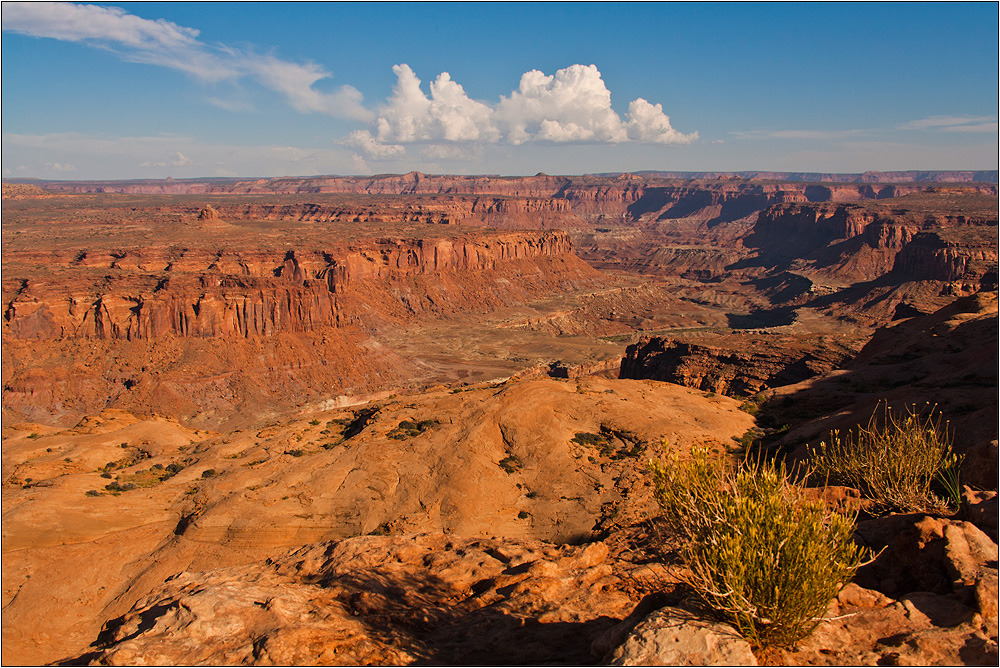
[2,230,603,428]
[4,232,586,342]
[742,201,998,287]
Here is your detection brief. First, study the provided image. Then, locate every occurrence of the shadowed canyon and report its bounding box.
[3,172,998,665]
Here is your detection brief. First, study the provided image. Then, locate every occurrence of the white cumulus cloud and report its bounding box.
[371,64,501,143]
[350,63,697,158]
[497,64,628,144]
[342,130,405,158]
[625,98,696,144]
[1,2,371,120]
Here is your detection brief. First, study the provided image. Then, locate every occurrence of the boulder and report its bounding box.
[962,487,999,543]
[607,606,757,666]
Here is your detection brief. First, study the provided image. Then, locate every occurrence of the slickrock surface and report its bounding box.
[1,377,752,665]
[31,489,1000,666]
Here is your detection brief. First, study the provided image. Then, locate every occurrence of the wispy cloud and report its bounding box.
[140,151,191,168]
[1,131,358,178]
[897,115,998,132]
[1,2,372,120]
[730,128,870,140]
[344,63,698,158]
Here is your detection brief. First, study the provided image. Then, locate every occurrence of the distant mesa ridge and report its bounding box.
[3,169,997,196]
[613,170,1000,184]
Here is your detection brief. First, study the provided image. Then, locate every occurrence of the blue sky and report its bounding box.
[2,1,997,179]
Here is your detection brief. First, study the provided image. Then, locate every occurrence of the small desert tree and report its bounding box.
[650,447,866,650]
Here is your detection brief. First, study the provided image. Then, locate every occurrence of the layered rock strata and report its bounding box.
[3,230,603,427]
[4,231,582,342]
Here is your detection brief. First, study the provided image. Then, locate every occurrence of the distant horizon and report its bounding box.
[5,168,1000,185]
[3,2,997,180]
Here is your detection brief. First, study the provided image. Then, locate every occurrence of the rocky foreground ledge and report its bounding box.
[59,489,998,666]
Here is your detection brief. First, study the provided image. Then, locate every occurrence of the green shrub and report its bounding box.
[104,480,136,493]
[650,447,866,650]
[499,454,522,473]
[388,419,438,440]
[159,462,185,480]
[572,427,646,459]
[572,432,604,447]
[738,398,762,416]
[809,402,960,513]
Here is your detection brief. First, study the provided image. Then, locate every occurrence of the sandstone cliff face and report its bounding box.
[743,202,998,287]
[4,232,581,342]
[889,229,999,286]
[196,196,574,226]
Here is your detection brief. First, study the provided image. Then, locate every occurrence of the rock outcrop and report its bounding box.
[66,533,637,666]
[2,183,49,199]
[619,335,848,397]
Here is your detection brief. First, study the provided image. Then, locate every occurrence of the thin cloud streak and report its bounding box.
[897,115,997,131]
[1,1,372,121]
[730,129,870,140]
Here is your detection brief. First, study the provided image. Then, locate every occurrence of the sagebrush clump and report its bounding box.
[809,402,960,513]
[650,447,866,650]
